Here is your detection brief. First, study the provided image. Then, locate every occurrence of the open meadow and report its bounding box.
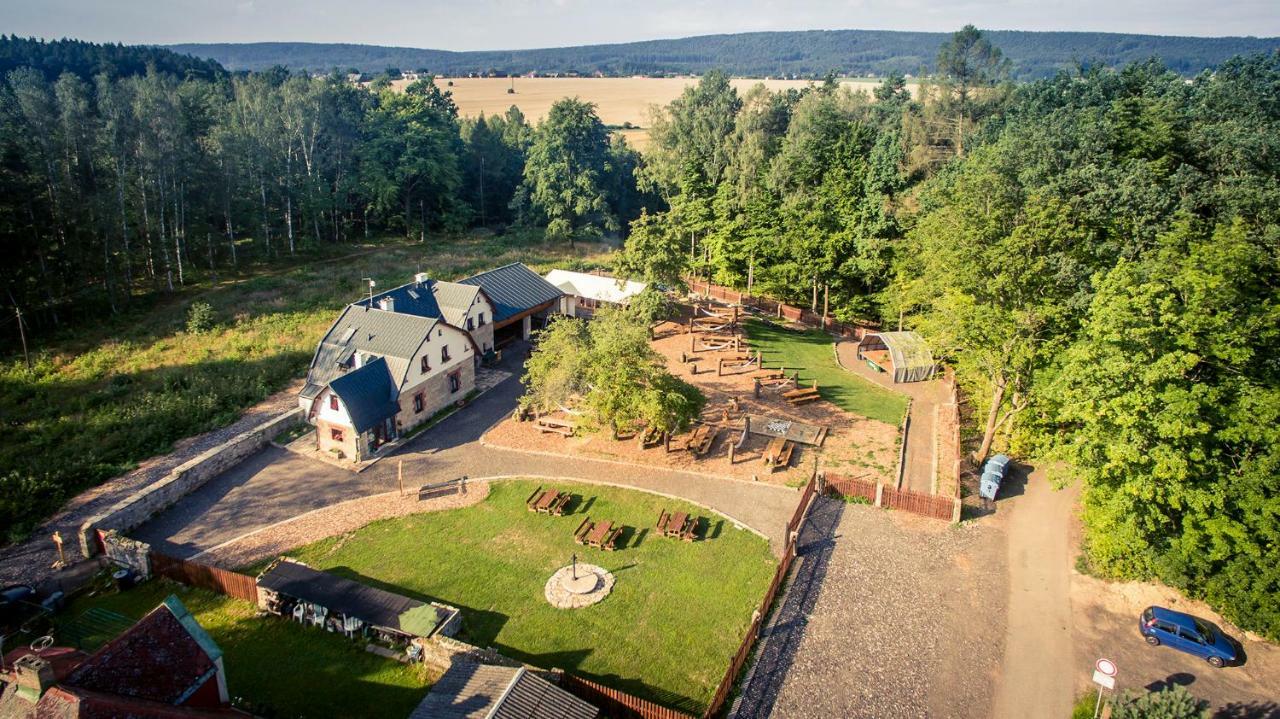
[389,76,918,149]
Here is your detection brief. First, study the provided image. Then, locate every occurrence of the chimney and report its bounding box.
[414,272,429,287]
[378,296,395,312]
[14,654,57,702]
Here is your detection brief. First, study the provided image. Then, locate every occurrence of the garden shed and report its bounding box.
[857,331,937,383]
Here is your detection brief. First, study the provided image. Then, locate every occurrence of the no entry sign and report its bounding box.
[1095,658,1117,677]
[1092,658,1118,690]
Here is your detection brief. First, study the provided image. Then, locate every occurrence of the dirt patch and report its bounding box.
[484,321,898,487]
[197,480,490,570]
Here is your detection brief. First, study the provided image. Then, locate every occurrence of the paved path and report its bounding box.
[834,341,949,494]
[135,352,798,559]
[993,465,1075,719]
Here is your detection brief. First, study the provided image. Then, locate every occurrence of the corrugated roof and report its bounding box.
[327,357,399,432]
[457,263,563,323]
[432,280,484,327]
[257,560,451,636]
[544,270,647,305]
[410,665,598,719]
[860,331,937,383]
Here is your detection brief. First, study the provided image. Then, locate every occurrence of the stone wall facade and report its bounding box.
[396,359,475,434]
[77,408,304,557]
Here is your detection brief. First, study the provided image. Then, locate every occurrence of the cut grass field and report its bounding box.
[743,318,909,425]
[0,231,612,541]
[279,480,776,714]
[55,579,432,718]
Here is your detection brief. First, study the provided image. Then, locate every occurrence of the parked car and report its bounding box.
[1140,606,1237,667]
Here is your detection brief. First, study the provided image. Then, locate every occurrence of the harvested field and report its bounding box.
[484,320,899,486]
[387,76,918,150]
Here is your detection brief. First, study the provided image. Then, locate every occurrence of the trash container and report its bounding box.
[112,568,136,591]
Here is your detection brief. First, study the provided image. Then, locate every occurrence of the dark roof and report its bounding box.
[457,263,563,324]
[256,560,450,636]
[65,597,221,707]
[410,665,598,719]
[304,305,440,396]
[327,357,400,433]
[366,279,446,319]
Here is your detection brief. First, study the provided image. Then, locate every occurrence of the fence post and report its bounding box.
[874,482,884,508]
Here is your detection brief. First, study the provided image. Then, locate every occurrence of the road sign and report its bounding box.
[1092,670,1116,689]
[1095,658,1117,677]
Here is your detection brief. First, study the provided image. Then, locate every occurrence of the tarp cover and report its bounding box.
[858,332,937,383]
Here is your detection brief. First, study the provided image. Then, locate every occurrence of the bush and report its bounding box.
[186,301,215,334]
[1111,685,1208,719]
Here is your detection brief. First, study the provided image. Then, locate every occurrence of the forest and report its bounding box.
[1,31,1277,641]
[172,29,1280,79]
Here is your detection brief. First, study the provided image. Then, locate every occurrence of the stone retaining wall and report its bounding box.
[417,634,522,673]
[77,408,304,557]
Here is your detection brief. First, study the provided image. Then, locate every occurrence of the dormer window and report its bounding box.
[421,356,430,373]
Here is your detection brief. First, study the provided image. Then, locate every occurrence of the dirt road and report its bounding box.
[993,466,1077,718]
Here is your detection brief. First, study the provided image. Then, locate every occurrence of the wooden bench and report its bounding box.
[679,516,700,542]
[773,440,795,470]
[537,417,575,436]
[638,425,664,449]
[784,383,821,405]
[573,517,593,545]
[690,426,720,457]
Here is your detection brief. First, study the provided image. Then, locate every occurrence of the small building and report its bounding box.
[0,596,243,718]
[856,331,937,383]
[456,263,565,346]
[256,558,460,645]
[543,269,647,318]
[410,663,599,719]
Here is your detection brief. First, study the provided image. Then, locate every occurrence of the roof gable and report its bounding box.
[457,263,563,323]
[327,357,399,432]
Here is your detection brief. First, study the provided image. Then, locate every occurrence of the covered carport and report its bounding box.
[856,331,937,383]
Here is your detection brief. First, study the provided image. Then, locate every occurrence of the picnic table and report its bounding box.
[763,436,786,464]
[526,487,570,515]
[657,509,700,541]
[574,517,621,550]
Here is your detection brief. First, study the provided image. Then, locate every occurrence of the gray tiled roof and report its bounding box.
[457,263,563,323]
[304,304,437,391]
[327,357,399,432]
[432,280,484,327]
[410,665,598,719]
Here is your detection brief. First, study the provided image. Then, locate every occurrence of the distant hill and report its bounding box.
[1,35,225,81]
[170,29,1280,79]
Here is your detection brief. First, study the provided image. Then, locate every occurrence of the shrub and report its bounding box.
[186,301,216,334]
[1111,685,1208,719]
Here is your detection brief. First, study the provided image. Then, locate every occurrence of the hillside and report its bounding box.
[1,35,225,80]
[170,29,1280,79]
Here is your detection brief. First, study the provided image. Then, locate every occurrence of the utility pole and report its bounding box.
[15,306,31,372]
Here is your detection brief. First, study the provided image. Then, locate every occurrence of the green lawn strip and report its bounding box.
[283,480,776,714]
[56,580,431,719]
[0,233,611,541]
[742,318,908,425]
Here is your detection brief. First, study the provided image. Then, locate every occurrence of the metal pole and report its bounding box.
[1092,687,1102,719]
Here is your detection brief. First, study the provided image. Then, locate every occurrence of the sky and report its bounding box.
[2,0,1277,50]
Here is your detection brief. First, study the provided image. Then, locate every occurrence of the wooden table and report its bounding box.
[533,491,559,513]
[764,436,786,464]
[586,521,614,547]
[666,511,689,537]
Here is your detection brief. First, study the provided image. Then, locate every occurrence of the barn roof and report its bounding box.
[410,664,599,719]
[256,560,453,637]
[458,263,563,324]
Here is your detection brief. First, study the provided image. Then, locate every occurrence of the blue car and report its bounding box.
[1140,606,1237,668]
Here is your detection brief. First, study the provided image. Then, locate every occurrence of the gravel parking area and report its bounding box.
[734,497,1007,718]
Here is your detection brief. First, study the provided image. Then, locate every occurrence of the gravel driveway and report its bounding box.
[733,497,1007,718]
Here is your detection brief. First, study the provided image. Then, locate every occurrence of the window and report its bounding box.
[441,345,450,362]
[478,312,486,326]
[329,395,339,411]
[466,317,474,330]
[330,428,344,442]
[449,371,462,393]
[421,355,430,373]
[413,393,424,413]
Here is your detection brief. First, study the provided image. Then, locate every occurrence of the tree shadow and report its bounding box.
[574,496,596,516]
[1215,702,1280,719]
[730,496,844,719]
[1144,672,1196,692]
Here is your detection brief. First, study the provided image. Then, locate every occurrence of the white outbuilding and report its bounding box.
[543,269,647,317]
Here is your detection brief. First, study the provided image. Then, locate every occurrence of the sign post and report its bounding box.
[1092,658,1117,718]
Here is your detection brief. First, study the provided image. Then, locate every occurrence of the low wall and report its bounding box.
[418,634,522,673]
[77,408,304,557]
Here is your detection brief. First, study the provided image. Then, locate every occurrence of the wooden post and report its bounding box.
[777,303,783,319]
[718,358,725,376]
[753,377,761,398]
[690,332,696,352]
[398,461,404,497]
[690,362,698,375]
[822,284,829,329]
[728,439,735,464]
[747,251,754,297]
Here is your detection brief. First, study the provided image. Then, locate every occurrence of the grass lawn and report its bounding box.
[280,480,776,714]
[0,231,612,541]
[55,579,432,718]
[743,318,908,425]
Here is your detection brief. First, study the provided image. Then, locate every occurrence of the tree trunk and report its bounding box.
[975,378,1006,463]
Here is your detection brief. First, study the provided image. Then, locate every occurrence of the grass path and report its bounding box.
[57,580,432,718]
[282,480,777,714]
[743,318,908,425]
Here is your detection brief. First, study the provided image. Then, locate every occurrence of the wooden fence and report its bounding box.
[824,472,960,522]
[150,551,260,604]
[560,674,696,719]
[685,278,878,341]
[824,473,877,502]
[702,473,818,718]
